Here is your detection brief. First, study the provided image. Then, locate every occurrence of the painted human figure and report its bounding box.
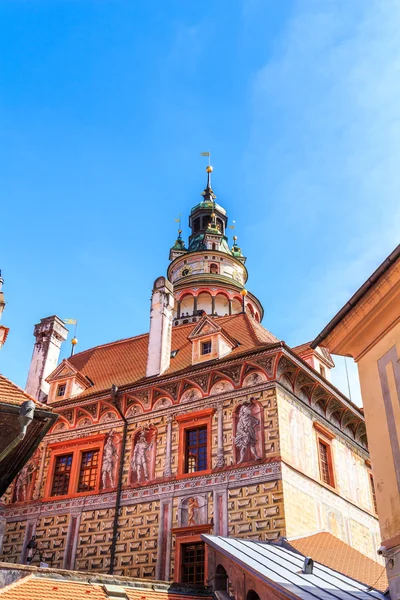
[187,497,199,526]
[235,403,260,463]
[131,430,153,482]
[15,462,34,502]
[102,434,117,488]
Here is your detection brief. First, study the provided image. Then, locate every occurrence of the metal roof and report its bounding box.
[202,535,387,600]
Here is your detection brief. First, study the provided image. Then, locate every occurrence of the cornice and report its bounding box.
[2,461,281,521]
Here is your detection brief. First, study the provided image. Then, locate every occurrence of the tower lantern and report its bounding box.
[167,165,263,325]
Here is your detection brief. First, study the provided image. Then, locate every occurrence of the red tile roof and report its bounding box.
[0,576,210,600]
[0,565,212,600]
[0,374,49,409]
[61,314,279,399]
[288,532,388,592]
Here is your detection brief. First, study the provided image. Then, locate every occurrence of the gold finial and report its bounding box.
[206,165,213,173]
[233,235,237,242]
[71,337,78,345]
[240,288,248,297]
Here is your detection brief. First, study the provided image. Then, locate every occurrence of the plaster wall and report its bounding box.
[358,319,400,545]
[277,390,375,512]
[281,464,382,562]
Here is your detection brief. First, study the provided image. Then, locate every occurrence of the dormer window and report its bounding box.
[201,341,212,355]
[57,384,66,397]
[319,364,326,378]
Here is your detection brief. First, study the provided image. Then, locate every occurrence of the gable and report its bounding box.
[188,315,222,340]
[46,359,79,383]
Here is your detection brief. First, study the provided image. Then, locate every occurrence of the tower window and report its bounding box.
[193,217,200,232]
[201,341,212,355]
[210,263,219,274]
[77,450,100,493]
[185,427,208,473]
[202,216,211,229]
[181,542,205,584]
[57,384,66,397]
[51,454,73,496]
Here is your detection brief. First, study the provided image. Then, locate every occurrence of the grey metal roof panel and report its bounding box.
[202,535,386,600]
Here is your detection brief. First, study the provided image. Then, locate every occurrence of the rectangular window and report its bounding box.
[181,542,205,584]
[318,440,333,486]
[370,474,378,513]
[51,453,73,496]
[77,449,99,492]
[201,341,212,355]
[185,427,208,473]
[57,384,66,397]
[319,364,326,378]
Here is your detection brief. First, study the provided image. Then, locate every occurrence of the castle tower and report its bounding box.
[168,166,263,325]
[25,316,68,402]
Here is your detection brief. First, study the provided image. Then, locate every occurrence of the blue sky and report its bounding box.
[1,0,399,405]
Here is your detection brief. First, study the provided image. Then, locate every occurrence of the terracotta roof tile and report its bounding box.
[61,314,280,400]
[0,574,211,600]
[288,531,388,592]
[0,374,49,409]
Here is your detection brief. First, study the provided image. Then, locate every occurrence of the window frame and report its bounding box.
[176,409,215,478]
[57,383,67,397]
[316,436,335,489]
[180,541,206,585]
[45,435,105,499]
[50,452,74,496]
[369,472,378,514]
[201,340,212,355]
[184,426,208,474]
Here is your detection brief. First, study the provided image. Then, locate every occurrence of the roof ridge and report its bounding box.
[0,373,46,407]
[69,314,248,359]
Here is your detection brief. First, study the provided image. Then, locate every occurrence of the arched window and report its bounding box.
[212,243,216,251]
[247,591,261,600]
[202,216,211,229]
[210,263,219,274]
[182,268,190,277]
[193,217,200,232]
[215,565,228,591]
[216,218,223,233]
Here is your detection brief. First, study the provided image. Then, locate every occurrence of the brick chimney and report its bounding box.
[146,277,174,378]
[26,316,68,403]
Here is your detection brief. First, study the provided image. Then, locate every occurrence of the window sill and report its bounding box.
[176,469,212,480]
[42,489,102,501]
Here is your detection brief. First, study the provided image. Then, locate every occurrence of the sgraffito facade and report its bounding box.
[0,168,382,584]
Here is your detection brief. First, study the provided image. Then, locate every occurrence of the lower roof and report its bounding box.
[287,531,388,593]
[202,534,386,600]
[0,563,211,600]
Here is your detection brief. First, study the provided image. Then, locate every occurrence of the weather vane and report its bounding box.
[200,150,211,166]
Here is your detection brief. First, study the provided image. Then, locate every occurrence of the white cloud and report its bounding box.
[245,0,400,401]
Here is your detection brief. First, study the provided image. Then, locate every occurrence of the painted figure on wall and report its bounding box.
[235,402,260,463]
[131,429,154,483]
[179,495,207,527]
[187,497,200,526]
[102,433,118,489]
[13,450,40,502]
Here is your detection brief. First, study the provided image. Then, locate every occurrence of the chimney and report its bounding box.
[26,316,68,403]
[146,277,174,378]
